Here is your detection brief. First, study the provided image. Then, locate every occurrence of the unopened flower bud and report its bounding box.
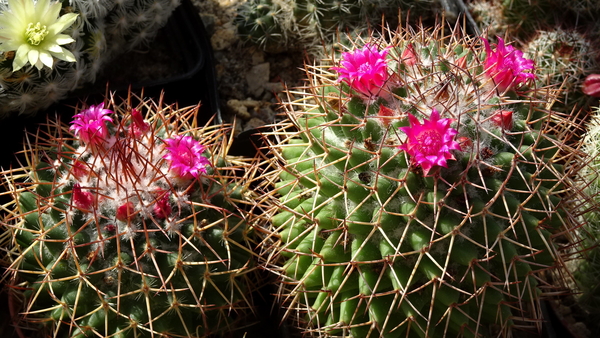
[130,109,150,137]
[153,190,171,219]
[402,44,418,66]
[72,183,94,210]
[378,105,396,125]
[491,110,513,130]
[116,202,135,221]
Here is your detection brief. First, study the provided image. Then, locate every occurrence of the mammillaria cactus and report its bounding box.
[0,0,180,116]
[523,28,600,113]
[257,24,585,337]
[1,92,259,337]
[235,0,440,53]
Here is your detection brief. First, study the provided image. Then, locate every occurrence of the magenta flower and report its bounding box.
[398,109,461,176]
[482,37,535,92]
[70,103,113,147]
[163,135,210,179]
[331,43,390,98]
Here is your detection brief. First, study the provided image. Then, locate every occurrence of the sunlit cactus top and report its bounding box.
[163,134,210,179]
[0,0,78,71]
[69,102,113,147]
[64,102,212,225]
[398,108,461,176]
[483,37,535,92]
[331,43,391,99]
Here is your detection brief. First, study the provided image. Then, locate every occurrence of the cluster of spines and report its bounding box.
[2,92,259,337]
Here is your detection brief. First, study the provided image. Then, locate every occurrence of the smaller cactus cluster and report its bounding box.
[523,28,600,112]
[572,106,600,337]
[0,0,181,116]
[2,93,259,337]
[235,0,440,53]
[257,24,585,338]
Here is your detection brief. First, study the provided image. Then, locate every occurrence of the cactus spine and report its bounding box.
[2,92,258,337]
[257,24,584,337]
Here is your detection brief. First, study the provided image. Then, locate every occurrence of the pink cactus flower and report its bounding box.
[72,183,94,210]
[457,136,473,151]
[398,109,461,176]
[482,37,535,92]
[163,135,210,179]
[331,43,390,98]
[153,190,172,219]
[70,103,113,147]
[129,109,150,137]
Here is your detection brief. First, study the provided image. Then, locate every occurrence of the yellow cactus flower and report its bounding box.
[0,0,78,71]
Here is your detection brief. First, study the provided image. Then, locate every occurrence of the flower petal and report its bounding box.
[39,50,54,68]
[53,34,75,46]
[27,48,40,68]
[48,13,78,35]
[13,44,31,71]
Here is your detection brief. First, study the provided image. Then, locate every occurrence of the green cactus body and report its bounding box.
[261,26,581,337]
[3,94,257,337]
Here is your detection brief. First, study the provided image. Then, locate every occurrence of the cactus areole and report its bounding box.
[263,26,579,338]
[3,96,256,337]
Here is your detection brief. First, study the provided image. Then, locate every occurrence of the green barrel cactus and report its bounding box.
[257,24,584,337]
[1,93,258,337]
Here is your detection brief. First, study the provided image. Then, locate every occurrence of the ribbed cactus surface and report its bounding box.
[2,94,258,337]
[258,25,583,337]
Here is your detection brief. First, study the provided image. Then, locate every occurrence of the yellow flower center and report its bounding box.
[26,22,48,46]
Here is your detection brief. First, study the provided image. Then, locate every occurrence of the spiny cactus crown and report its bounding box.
[4,95,256,337]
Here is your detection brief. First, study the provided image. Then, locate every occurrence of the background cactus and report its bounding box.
[523,28,600,113]
[571,106,600,337]
[256,24,585,337]
[0,0,181,116]
[234,0,441,54]
[1,92,260,337]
